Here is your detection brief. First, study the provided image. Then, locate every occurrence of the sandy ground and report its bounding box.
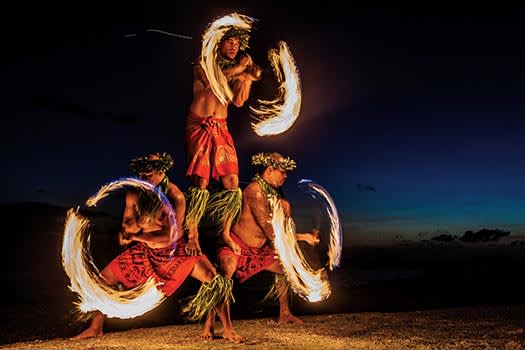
[2,305,524,350]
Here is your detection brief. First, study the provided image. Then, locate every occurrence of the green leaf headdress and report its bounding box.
[251,152,297,171]
[129,152,174,175]
[129,152,174,214]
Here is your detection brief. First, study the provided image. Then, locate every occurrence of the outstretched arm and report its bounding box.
[296,228,320,246]
[280,198,320,246]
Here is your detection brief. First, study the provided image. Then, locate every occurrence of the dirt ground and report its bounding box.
[2,305,524,350]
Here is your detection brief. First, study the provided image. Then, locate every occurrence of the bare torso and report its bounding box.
[231,181,272,248]
[123,182,185,249]
[189,65,229,119]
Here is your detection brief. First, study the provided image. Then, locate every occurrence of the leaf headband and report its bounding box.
[251,152,296,171]
[129,152,174,174]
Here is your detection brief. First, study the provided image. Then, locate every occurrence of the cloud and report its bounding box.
[418,229,449,238]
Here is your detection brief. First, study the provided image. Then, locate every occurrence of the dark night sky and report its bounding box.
[4,2,525,244]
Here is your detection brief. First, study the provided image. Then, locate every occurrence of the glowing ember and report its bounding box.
[250,41,302,136]
[61,177,177,318]
[200,12,255,105]
[270,197,331,302]
[298,179,343,270]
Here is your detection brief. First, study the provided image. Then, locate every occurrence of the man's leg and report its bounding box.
[70,268,119,340]
[207,174,242,253]
[266,262,304,324]
[185,176,210,256]
[215,253,244,342]
[189,257,244,343]
[189,258,217,340]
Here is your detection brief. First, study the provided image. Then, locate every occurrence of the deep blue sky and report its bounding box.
[4,2,525,244]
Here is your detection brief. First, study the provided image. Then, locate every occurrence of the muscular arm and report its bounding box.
[121,192,142,235]
[194,64,210,91]
[124,228,171,246]
[228,54,259,107]
[195,57,248,89]
[222,53,251,82]
[167,184,186,241]
[296,230,320,246]
[231,75,255,107]
[120,192,173,247]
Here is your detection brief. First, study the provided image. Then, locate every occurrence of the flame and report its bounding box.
[270,197,331,302]
[298,179,343,270]
[250,41,302,136]
[200,13,301,136]
[61,177,177,318]
[200,12,255,105]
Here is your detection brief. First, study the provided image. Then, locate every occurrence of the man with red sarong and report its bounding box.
[71,152,243,343]
[184,24,262,258]
[203,152,320,329]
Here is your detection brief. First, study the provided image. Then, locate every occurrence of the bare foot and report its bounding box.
[70,327,103,340]
[222,329,246,343]
[200,323,215,341]
[279,313,304,324]
[200,311,216,341]
[199,330,217,341]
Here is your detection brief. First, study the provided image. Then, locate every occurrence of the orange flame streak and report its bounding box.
[270,197,331,302]
[200,13,254,105]
[250,41,302,136]
[298,179,343,270]
[61,178,177,318]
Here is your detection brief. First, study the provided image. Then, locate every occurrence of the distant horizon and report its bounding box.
[5,199,525,247]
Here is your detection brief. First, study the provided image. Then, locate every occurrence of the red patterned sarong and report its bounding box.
[217,232,278,283]
[185,114,238,181]
[108,239,204,296]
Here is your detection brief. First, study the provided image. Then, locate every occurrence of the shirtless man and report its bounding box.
[205,152,319,328]
[184,26,262,258]
[71,152,243,343]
